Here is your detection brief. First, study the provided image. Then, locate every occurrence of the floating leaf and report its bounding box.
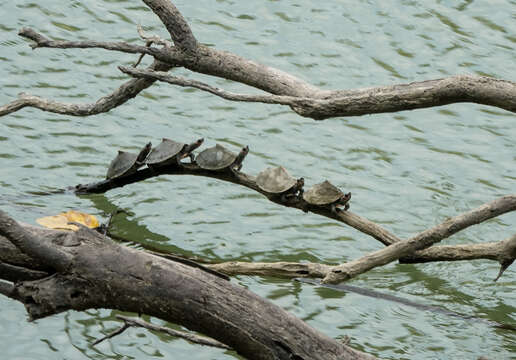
[36,210,99,231]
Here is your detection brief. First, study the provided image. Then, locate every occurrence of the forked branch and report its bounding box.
[1,2,514,119]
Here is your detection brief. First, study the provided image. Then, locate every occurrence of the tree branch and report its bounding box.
[0,59,172,117]
[0,212,374,360]
[116,315,231,350]
[141,0,198,51]
[4,16,514,119]
[120,67,516,119]
[324,195,516,283]
[0,211,71,271]
[72,160,401,249]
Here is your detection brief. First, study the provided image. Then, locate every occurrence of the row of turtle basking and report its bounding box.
[255,166,351,213]
[106,138,248,179]
[105,138,351,213]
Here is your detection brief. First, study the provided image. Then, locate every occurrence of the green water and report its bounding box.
[1,1,515,358]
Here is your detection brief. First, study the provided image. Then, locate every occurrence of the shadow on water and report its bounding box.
[296,278,516,333]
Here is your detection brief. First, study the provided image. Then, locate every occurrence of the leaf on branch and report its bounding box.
[36,210,99,231]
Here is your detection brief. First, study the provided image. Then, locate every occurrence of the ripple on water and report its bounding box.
[0,0,515,359]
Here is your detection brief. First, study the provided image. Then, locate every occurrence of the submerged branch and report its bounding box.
[116,315,231,349]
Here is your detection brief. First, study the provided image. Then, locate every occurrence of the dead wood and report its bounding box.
[324,195,516,283]
[1,3,515,119]
[0,211,374,360]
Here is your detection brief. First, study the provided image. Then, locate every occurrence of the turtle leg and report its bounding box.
[330,203,341,215]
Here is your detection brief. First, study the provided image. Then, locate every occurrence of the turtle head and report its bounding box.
[185,138,204,153]
[232,145,249,172]
[136,142,152,163]
[340,192,352,205]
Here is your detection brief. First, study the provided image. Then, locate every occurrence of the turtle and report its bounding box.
[302,180,351,214]
[255,166,304,203]
[106,142,152,180]
[146,138,204,167]
[195,144,249,173]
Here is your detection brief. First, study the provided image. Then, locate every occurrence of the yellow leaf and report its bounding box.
[62,210,99,228]
[36,210,99,231]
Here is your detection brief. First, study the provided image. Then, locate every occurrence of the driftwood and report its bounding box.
[71,153,516,283]
[0,1,515,119]
[0,212,374,360]
[0,0,515,359]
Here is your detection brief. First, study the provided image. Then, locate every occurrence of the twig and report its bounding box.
[92,323,131,346]
[119,66,310,105]
[116,315,231,349]
[136,24,173,48]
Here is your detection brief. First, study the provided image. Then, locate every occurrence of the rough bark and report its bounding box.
[0,211,374,360]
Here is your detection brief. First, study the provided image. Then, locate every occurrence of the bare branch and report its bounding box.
[324,195,516,283]
[0,60,172,117]
[137,24,173,48]
[207,233,516,280]
[120,67,516,119]
[18,27,162,56]
[116,315,231,350]
[141,0,198,51]
[494,234,516,281]
[119,66,307,105]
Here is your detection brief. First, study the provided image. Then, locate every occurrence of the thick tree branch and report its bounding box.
[141,0,198,51]
[0,211,71,271]
[0,212,374,360]
[0,281,18,301]
[120,67,516,119]
[324,195,516,283]
[4,21,514,119]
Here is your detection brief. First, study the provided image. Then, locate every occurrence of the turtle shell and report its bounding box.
[303,180,343,205]
[256,166,297,193]
[106,142,151,179]
[106,151,139,179]
[196,144,237,170]
[146,138,185,165]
